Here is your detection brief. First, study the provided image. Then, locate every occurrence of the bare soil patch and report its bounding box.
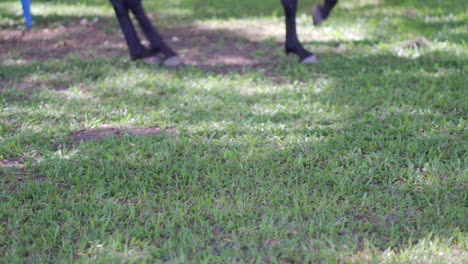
[168,25,266,64]
[400,36,433,49]
[70,126,179,143]
[164,24,281,73]
[0,157,26,168]
[0,20,125,61]
[9,171,46,183]
[0,162,46,194]
[1,18,280,73]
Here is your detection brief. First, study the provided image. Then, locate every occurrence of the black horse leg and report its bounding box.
[128,0,178,59]
[110,0,151,60]
[281,0,319,63]
[311,0,338,25]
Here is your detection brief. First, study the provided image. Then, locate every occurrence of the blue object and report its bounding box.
[21,0,33,28]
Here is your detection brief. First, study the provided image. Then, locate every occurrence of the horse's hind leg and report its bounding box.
[129,0,182,66]
[128,0,176,57]
[110,0,151,60]
[281,0,319,63]
[311,0,338,25]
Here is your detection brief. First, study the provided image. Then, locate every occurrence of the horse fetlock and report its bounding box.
[162,56,183,67]
[301,54,320,64]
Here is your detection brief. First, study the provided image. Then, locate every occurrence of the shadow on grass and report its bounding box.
[1,1,466,261]
[1,15,465,87]
[2,111,464,262]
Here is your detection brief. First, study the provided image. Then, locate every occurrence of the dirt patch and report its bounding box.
[70,126,179,143]
[1,165,46,194]
[164,24,283,74]
[1,17,281,74]
[400,36,432,49]
[167,25,267,66]
[0,157,26,168]
[9,171,46,183]
[1,19,126,91]
[0,20,125,61]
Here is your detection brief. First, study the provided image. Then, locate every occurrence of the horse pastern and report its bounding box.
[163,56,183,67]
[301,55,320,64]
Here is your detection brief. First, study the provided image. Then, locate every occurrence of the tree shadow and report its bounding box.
[8,106,463,261]
[2,0,465,68]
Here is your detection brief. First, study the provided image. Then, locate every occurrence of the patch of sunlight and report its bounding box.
[379,236,467,264]
[415,67,463,79]
[189,120,235,133]
[1,58,31,66]
[432,41,467,57]
[183,71,334,96]
[94,66,337,117]
[237,83,284,97]
[194,13,374,43]
[186,120,299,137]
[186,117,339,144]
[309,77,334,95]
[2,102,81,132]
[283,133,329,145]
[249,101,335,117]
[180,75,265,94]
[36,4,113,17]
[186,99,341,128]
[250,103,290,116]
[1,105,32,120]
[119,249,147,262]
[152,7,194,21]
[98,68,264,96]
[300,13,375,42]
[0,3,22,15]
[193,17,285,42]
[424,13,466,23]
[52,148,81,161]
[392,40,467,59]
[307,24,372,42]
[54,88,96,101]
[205,55,258,65]
[94,68,170,94]
[1,2,114,18]
[339,0,381,10]
[405,163,458,191]
[26,71,71,85]
[368,104,448,121]
[0,17,17,28]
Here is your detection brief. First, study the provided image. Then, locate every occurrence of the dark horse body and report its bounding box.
[110,0,338,66]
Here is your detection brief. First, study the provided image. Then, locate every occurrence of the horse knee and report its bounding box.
[324,0,338,9]
[281,0,298,17]
[281,0,298,9]
[130,4,146,19]
[110,0,129,17]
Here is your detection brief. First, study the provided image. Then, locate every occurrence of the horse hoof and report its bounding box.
[144,55,163,65]
[311,5,324,26]
[301,55,320,64]
[163,56,183,67]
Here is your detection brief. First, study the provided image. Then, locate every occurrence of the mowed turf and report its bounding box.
[0,0,467,263]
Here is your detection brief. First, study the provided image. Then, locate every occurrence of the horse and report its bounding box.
[312,0,338,26]
[110,0,338,66]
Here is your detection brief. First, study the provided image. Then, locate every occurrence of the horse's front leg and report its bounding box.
[110,0,151,60]
[311,0,338,25]
[129,0,181,66]
[281,0,319,64]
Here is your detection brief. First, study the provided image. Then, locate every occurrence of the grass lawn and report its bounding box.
[1,0,467,262]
